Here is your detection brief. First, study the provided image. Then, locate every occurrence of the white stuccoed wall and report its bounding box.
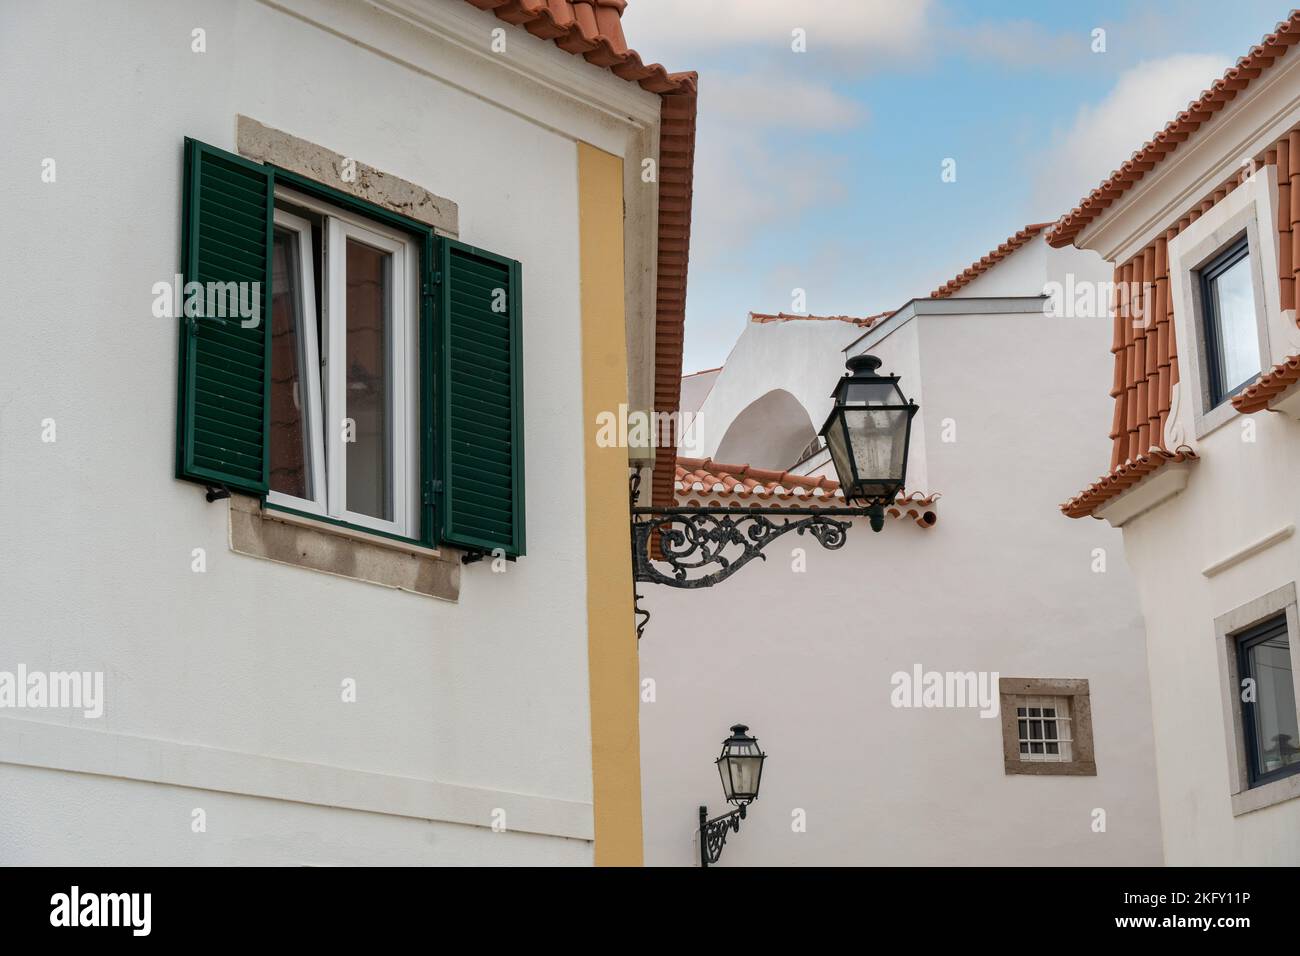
[1117,426,1300,865]
[681,320,866,463]
[0,0,658,864]
[641,247,1163,865]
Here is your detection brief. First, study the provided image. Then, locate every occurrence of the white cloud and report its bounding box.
[621,0,932,66]
[949,20,1091,70]
[706,72,866,130]
[680,69,867,267]
[1032,53,1230,218]
[689,121,849,269]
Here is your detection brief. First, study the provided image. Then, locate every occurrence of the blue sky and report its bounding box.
[620,0,1291,372]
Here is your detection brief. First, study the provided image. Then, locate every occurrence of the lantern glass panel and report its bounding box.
[843,407,908,493]
[842,379,902,405]
[718,735,764,802]
[824,412,853,491]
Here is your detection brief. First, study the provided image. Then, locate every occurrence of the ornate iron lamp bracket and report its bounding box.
[631,506,867,589]
[628,472,884,638]
[699,804,745,868]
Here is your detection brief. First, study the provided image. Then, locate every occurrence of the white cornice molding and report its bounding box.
[1094,460,1193,528]
[365,0,663,129]
[844,296,1048,354]
[1078,51,1300,264]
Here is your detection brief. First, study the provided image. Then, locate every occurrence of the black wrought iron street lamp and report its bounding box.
[818,353,918,532]
[629,352,919,637]
[699,724,767,868]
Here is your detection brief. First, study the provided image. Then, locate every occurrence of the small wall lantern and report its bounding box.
[699,724,767,867]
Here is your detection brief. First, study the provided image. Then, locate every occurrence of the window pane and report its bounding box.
[269,228,312,500]
[1248,631,1300,776]
[345,238,392,521]
[1210,254,1259,396]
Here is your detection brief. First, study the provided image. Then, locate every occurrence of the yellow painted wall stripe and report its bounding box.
[577,141,643,865]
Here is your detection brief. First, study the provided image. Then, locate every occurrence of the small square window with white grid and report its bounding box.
[1014,695,1073,762]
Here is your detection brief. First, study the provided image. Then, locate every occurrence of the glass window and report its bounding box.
[344,238,392,522]
[1015,696,1074,762]
[266,192,417,539]
[1200,236,1260,406]
[268,209,325,513]
[1238,614,1300,788]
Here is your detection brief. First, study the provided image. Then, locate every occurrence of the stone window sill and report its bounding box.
[228,494,460,602]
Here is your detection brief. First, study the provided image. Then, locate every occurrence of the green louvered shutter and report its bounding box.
[175,138,273,494]
[439,239,525,557]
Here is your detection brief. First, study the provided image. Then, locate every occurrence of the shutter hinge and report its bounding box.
[422,478,443,505]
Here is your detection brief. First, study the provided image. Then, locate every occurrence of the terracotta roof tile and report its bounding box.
[1233,353,1300,413]
[465,2,696,509]
[1061,448,1198,519]
[652,88,697,507]
[748,311,891,327]
[1064,121,1300,516]
[1048,12,1300,248]
[675,457,939,528]
[463,0,696,94]
[930,223,1053,298]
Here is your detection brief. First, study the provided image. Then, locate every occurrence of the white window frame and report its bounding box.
[1214,582,1300,816]
[325,215,418,537]
[1013,694,1075,763]
[268,187,420,539]
[266,207,328,518]
[1168,169,1277,439]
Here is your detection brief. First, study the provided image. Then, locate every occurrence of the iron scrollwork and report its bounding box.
[628,471,883,637]
[699,805,745,868]
[631,507,854,589]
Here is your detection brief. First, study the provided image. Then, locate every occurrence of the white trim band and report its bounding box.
[0,717,593,841]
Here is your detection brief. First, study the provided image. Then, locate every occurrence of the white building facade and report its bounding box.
[0,0,695,865]
[1053,14,1300,865]
[640,230,1164,865]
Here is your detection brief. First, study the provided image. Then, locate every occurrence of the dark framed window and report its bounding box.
[1237,613,1300,788]
[1198,234,1260,407]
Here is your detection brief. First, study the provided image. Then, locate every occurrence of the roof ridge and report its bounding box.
[464,0,696,94]
[749,310,892,327]
[1048,11,1300,247]
[929,222,1050,298]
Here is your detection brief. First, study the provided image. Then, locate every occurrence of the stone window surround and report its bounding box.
[1169,171,1275,440]
[226,116,462,601]
[1213,581,1300,816]
[999,677,1097,776]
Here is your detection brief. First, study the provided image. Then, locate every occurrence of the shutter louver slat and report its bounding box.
[439,239,524,556]
[175,138,272,494]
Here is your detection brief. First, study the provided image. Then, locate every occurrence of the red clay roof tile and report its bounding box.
[1048,12,1300,248]
[1233,353,1300,413]
[652,88,698,508]
[748,311,892,327]
[1061,448,1198,519]
[1063,119,1300,516]
[930,223,1053,298]
[463,0,696,94]
[675,457,939,527]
